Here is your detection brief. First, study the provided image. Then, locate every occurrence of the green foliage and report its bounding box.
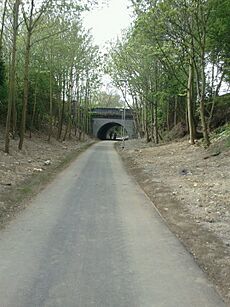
[214,123,230,135]
[208,0,230,54]
[1,0,102,138]
[211,123,230,151]
[106,0,230,143]
[208,94,230,128]
[93,91,123,108]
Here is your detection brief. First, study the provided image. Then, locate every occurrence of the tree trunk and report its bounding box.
[0,0,8,47]
[68,67,74,139]
[48,66,53,142]
[199,48,210,147]
[150,101,154,142]
[63,66,73,141]
[62,121,68,142]
[145,102,150,143]
[166,99,170,131]
[5,0,20,153]
[187,57,196,145]
[153,99,159,144]
[200,97,210,146]
[30,77,37,138]
[174,95,178,126]
[18,0,46,149]
[18,29,32,150]
[12,98,17,139]
[154,65,159,144]
[57,76,66,140]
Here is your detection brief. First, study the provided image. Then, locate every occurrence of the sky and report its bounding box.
[83,0,133,96]
[83,0,132,49]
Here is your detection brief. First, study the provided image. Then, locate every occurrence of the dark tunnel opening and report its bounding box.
[97,122,127,140]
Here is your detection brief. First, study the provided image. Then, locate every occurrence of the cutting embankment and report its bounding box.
[117,134,230,304]
[0,131,95,228]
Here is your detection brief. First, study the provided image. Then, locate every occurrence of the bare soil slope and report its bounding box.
[118,138,230,304]
[0,131,93,226]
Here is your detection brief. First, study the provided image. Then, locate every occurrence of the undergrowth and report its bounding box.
[210,123,230,150]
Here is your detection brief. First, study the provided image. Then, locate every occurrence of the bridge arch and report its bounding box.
[97,122,127,140]
[93,118,135,140]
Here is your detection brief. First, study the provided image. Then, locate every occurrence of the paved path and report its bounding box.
[0,142,226,306]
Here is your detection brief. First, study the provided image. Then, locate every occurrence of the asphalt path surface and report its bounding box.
[0,142,226,307]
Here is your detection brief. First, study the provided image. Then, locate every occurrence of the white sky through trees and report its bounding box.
[83,0,132,48]
[83,0,132,98]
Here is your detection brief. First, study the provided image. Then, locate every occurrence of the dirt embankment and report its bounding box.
[0,131,94,227]
[118,139,230,305]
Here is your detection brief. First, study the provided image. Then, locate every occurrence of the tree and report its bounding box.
[0,0,8,122]
[1,0,103,153]
[0,0,8,47]
[18,0,51,150]
[110,0,229,146]
[93,90,123,108]
[5,0,20,154]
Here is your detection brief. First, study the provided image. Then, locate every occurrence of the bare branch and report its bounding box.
[31,28,69,47]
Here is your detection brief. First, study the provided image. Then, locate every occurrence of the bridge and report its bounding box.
[91,108,136,140]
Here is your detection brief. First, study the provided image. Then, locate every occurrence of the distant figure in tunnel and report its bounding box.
[113,132,117,140]
[109,131,113,140]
